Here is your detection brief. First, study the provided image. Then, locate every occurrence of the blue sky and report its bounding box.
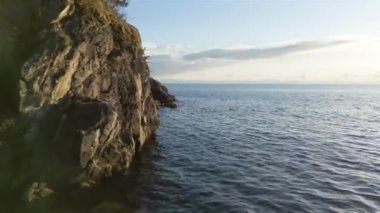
[124,0,380,83]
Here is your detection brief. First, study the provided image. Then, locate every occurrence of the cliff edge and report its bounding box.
[0,0,175,205]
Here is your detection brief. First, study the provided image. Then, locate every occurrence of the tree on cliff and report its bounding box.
[107,0,129,7]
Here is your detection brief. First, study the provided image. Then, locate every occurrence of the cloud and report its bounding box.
[143,42,194,56]
[374,71,380,79]
[148,54,232,75]
[183,40,351,61]
[145,39,353,76]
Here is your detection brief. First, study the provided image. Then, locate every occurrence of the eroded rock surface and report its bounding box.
[150,78,177,108]
[26,182,54,203]
[0,0,175,207]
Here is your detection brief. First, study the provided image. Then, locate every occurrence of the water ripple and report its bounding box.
[149,84,380,212]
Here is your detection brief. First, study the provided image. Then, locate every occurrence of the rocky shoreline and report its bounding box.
[0,0,175,207]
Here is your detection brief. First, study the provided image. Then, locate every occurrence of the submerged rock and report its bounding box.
[0,0,176,205]
[26,182,54,203]
[91,201,132,213]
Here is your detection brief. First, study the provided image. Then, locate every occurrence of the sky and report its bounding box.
[124,0,380,84]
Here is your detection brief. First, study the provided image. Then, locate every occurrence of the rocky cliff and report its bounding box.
[0,0,175,206]
[150,78,177,108]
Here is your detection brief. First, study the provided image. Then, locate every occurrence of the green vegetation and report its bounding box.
[76,0,143,55]
[0,0,142,119]
[77,0,128,24]
[106,0,129,8]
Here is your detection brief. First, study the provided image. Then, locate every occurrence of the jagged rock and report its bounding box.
[150,78,177,108]
[15,0,160,184]
[26,182,54,202]
[0,0,175,205]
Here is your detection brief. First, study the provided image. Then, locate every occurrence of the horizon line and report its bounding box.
[158,80,380,86]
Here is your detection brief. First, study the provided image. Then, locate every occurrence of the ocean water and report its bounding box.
[7,84,380,212]
[134,84,380,213]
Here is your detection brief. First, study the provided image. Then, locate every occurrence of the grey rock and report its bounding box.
[150,78,177,108]
[0,0,175,204]
[26,182,54,202]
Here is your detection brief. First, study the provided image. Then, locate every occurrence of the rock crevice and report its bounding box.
[0,0,176,204]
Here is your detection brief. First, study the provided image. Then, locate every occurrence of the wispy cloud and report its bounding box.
[148,54,232,74]
[374,71,380,80]
[145,39,353,75]
[183,40,350,61]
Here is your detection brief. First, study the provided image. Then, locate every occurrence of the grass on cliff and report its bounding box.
[76,0,142,49]
[77,0,124,25]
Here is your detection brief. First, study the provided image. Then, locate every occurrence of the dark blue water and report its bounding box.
[144,84,380,212]
[17,84,379,213]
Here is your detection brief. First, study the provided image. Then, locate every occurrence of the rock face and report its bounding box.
[0,0,175,204]
[150,78,177,108]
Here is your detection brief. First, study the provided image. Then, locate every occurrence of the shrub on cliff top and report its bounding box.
[77,0,128,24]
[106,0,129,8]
[77,0,142,49]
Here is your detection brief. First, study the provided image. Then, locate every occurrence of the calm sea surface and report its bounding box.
[13,84,380,212]
[136,84,380,213]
